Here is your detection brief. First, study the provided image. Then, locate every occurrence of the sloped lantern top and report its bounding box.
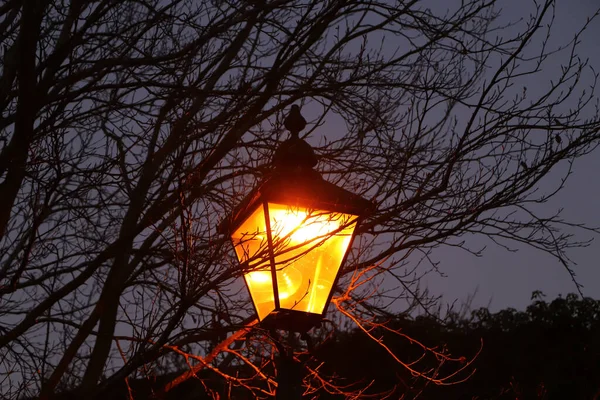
[220,170,375,235]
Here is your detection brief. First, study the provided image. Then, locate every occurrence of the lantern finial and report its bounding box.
[283,104,306,138]
[272,105,317,173]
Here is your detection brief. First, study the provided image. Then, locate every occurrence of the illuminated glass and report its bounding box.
[231,202,357,320]
[231,206,274,320]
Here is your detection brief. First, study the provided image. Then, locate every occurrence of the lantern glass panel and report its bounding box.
[267,203,357,314]
[231,206,275,320]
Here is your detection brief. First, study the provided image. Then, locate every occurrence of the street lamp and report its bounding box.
[220,105,373,333]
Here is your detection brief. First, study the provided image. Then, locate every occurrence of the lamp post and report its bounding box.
[220,105,373,397]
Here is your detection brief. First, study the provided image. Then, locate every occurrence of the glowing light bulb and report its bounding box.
[270,208,341,245]
[247,270,271,287]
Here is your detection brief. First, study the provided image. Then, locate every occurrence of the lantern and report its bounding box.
[220,107,373,332]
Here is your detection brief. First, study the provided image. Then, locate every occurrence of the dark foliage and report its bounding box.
[312,293,600,399]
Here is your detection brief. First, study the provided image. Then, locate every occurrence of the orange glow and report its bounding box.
[231,203,357,320]
[233,207,274,320]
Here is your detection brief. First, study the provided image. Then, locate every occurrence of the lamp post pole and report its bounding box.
[275,344,303,400]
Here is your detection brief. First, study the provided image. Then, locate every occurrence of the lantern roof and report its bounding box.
[220,169,374,235]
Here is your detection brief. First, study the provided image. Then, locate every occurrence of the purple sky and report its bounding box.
[302,0,600,313]
[423,0,600,311]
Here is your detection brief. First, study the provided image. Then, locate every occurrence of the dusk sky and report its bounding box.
[422,0,600,311]
[306,0,600,313]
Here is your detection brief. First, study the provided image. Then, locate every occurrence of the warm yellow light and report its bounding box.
[268,207,341,244]
[247,270,271,284]
[232,207,274,320]
[245,268,302,299]
[231,203,357,320]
